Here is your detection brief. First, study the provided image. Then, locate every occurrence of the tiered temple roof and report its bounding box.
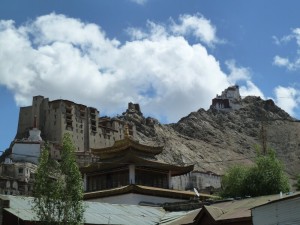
[90,136,163,159]
[82,135,193,176]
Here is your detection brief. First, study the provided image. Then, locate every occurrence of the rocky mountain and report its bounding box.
[119,95,300,181]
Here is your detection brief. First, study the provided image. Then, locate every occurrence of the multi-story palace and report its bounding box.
[15,96,136,165]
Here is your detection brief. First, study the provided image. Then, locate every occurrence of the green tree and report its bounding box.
[32,144,63,224]
[296,174,300,191]
[220,165,248,198]
[33,133,84,225]
[220,149,290,198]
[60,133,85,224]
[244,150,289,196]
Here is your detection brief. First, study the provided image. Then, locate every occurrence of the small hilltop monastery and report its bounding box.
[211,85,241,111]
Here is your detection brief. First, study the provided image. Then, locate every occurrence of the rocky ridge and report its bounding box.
[118,96,300,179]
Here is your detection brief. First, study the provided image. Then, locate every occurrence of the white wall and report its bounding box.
[12,143,40,164]
[172,172,221,191]
[193,172,221,190]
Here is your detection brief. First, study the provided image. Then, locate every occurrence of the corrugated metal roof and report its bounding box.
[204,206,226,219]
[5,208,38,221]
[200,192,300,222]
[252,195,300,225]
[84,201,165,225]
[159,209,200,225]
[1,195,198,225]
[2,195,39,221]
[252,192,300,209]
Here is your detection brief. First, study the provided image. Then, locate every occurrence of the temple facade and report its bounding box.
[81,129,199,204]
[82,130,193,191]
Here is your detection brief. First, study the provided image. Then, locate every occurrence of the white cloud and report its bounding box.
[129,0,147,5]
[0,13,263,123]
[226,60,251,83]
[226,60,264,98]
[273,55,300,71]
[126,27,148,40]
[239,81,265,98]
[272,34,293,46]
[292,28,300,45]
[272,36,281,45]
[273,55,291,67]
[273,28,300,71]
[127,14,220,47]
[274,86,300,116]
[170,14,219,46]
[126,20,169,42]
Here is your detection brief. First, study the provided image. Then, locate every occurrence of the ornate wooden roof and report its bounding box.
[81,152,194,176]
[91,136,163,159]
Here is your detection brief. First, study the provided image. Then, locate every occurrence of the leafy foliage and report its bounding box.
[33,133,84,225]
[296,175,300,191]
[220,165,248,198]
[221,149,290,198]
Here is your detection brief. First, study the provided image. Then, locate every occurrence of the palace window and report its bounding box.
[18,168,23,174]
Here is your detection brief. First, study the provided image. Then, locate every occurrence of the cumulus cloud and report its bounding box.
[273,28,300,71]
[274,86,300,116]
[273,55,300,71]
[127,14,220,47]
[226,60,251,83]
[239,81,265,98]
[225,60,264,98]
[0,13,263,123]
[273,55,292,68]
[170,14,220,46]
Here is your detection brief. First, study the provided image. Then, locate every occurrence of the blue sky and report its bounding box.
[1,0,300,152]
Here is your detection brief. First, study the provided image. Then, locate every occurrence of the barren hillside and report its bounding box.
[119,96,300,180]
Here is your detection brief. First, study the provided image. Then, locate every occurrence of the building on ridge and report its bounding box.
[15,96,136,166]
[211,85,242,111]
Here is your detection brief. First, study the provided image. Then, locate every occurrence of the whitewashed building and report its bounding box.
[11,119,43,164]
